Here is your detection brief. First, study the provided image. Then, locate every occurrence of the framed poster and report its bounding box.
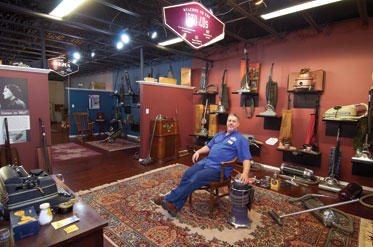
[88,94,100,109]
[0,76,30,144]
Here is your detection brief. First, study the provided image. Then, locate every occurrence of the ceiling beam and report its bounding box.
[224,0,283,39]
[301,13,322,33]
[94,0,142,18]
[356,0,369,25]
[0,2,212,63]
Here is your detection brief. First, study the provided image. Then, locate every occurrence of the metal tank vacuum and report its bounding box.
[227,175,255,229]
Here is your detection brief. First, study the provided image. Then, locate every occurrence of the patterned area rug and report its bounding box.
[77,164,372,247]
[85,138,140,152]
[51,143,102,163]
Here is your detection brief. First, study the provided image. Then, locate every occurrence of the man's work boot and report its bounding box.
[152,195,164,206]
[161,199,178,217]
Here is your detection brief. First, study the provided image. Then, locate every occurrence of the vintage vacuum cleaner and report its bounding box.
[213,69,229,114]
[195,62,217,94]
[236,48,252,94]
[227,175,255,229]
[318,123,343,192]
[258,63,278,117]
[269,182,370,230]
[352,85,373,165]
[139,115,162,166]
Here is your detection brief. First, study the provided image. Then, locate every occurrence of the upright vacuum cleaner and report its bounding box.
[139,115,162,166]
[213,69,229,114]
[258,63,278,117]
[352,85,373,164]
[319,122,343,192]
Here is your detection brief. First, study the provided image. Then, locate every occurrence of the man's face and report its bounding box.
[226,115,240,133]
[3,87,12,99]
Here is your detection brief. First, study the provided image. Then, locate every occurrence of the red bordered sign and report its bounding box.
[162,2,225,49]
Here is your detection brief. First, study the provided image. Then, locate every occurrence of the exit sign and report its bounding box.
[162,2,225,49]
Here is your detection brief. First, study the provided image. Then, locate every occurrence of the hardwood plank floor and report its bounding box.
[50,123,373,246]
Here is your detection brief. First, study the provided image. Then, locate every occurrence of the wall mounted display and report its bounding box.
[0,76,30,144]
[288,69,325,92]
[240,62,261,93]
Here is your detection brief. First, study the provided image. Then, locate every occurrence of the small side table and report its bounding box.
[95,119,106,135]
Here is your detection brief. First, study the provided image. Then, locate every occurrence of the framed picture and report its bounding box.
[88,94,100,109]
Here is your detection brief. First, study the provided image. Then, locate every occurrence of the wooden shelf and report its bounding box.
[277,148,322,167]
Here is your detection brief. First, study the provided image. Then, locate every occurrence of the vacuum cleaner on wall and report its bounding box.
[195,62,218,94]
[236,48,252,94]
[352,85,373,165]
[258,63,278,117]
[139,115,162,166]
[212,69,229,114]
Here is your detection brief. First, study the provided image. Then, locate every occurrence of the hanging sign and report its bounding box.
[162,1,225,49]
[48,57,79,77]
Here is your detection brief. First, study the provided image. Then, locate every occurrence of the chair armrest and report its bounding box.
[219,157,238,181]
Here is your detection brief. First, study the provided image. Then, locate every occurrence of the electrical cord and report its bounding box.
[359,193,373,208]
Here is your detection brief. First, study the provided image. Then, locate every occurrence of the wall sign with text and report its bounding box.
[162,2,225,49]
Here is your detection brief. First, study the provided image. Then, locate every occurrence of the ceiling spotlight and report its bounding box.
[90,51,95,58]
[73,51,81,60]
[151,31,157,39]
[116,41,124,50]
[121,33,130,44]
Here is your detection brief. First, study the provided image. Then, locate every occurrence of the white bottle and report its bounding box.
[39,203,53,225]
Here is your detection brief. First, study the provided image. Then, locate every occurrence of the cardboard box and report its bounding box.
[181,67,191,86]
[159,77,177,85]
[10,206,39,241]
[91,81,106,90]
[144,77,156,82]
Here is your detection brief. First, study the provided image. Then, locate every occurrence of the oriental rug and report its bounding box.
[51,143,102,163]
[77,164,373,247]
[85,138,140,152]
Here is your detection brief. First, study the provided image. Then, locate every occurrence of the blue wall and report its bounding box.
[68,89,113,136]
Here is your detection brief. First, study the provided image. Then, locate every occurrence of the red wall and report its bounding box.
[0,66,51,171]
[139,82,194,158]
[191,19,373,187]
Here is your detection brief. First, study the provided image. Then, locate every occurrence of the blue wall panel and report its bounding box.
[68,89,113,136]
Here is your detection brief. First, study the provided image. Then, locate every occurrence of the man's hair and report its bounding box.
[5,84,22,99]
[228,113,240,122]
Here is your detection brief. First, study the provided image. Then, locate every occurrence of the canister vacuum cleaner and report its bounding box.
[227,175,255,229]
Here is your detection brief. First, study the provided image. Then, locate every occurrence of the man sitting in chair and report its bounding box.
[153,113,252,217]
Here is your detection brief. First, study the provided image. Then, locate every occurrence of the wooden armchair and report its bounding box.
[72,112,95,140]
[189,156,238,217]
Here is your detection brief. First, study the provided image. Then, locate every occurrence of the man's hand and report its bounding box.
[192,145,210,163]
[239,159,251,184]
[239,173,250,184]
[192,151,200,163]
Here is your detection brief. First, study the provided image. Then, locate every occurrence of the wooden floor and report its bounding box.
[51,123,373,246]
